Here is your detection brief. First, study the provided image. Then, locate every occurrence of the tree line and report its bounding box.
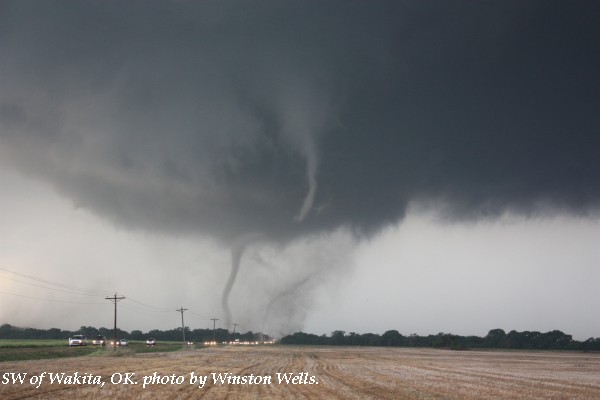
[2,323,598,351]
[280,329,600,351]
[0,323,270,343]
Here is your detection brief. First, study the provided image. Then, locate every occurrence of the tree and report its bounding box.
[346,332,360,346]
[433,333,461,348]
[46,328,62,339]
[79,326,99,336]
[506,330,524,348]
[382,330,404,346]
[130,330,144,340]
[484,328,507,348]
[582,337,600,351]
[331,330,346,345]
[537,330,572,349]
[360,333,382,346]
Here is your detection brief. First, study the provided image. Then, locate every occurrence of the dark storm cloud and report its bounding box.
[1,1,599,242]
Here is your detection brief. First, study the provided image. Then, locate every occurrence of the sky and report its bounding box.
[0,1,599,340]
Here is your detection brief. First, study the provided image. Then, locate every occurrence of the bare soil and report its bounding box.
[1,346,599,399]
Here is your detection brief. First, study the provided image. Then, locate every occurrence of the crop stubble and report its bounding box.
[1,346,599,399]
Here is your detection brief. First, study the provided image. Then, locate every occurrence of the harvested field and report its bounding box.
[1,346,599,399]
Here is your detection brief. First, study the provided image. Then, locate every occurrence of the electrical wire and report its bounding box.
[0,290,106,304]
[120,301,175,316]
[0,274,105,297]
[0,266,113,296]
[125,296,177,311]
[0,267,215,325]
[188,309,211,320]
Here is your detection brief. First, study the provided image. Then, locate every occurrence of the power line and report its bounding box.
[126,296,176,311]
[176,307,188,344]
[0,267,112,296]
[119,302,172,317]
[0,268,221,333]
[0,290,105,304]
[210,318,219,342]
[0,274,102,297]
[188,309,210,320]
[105,293,125,350]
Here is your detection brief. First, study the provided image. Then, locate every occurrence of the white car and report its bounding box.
[92,335,106,346]
[68,335,88,347]
[146,338,156,346]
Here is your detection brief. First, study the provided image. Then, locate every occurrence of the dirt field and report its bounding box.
[1,345,599,399]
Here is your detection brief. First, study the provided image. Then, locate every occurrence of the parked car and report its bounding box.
[146,338,155,346]
[91,335,106,346]
[68,335,88,347]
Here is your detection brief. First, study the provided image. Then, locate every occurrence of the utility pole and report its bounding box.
[105,293,125,350]
[176,307,188,345]
[210,318,219,343]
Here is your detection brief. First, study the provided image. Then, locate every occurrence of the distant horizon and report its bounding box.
[2,321,596,343]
